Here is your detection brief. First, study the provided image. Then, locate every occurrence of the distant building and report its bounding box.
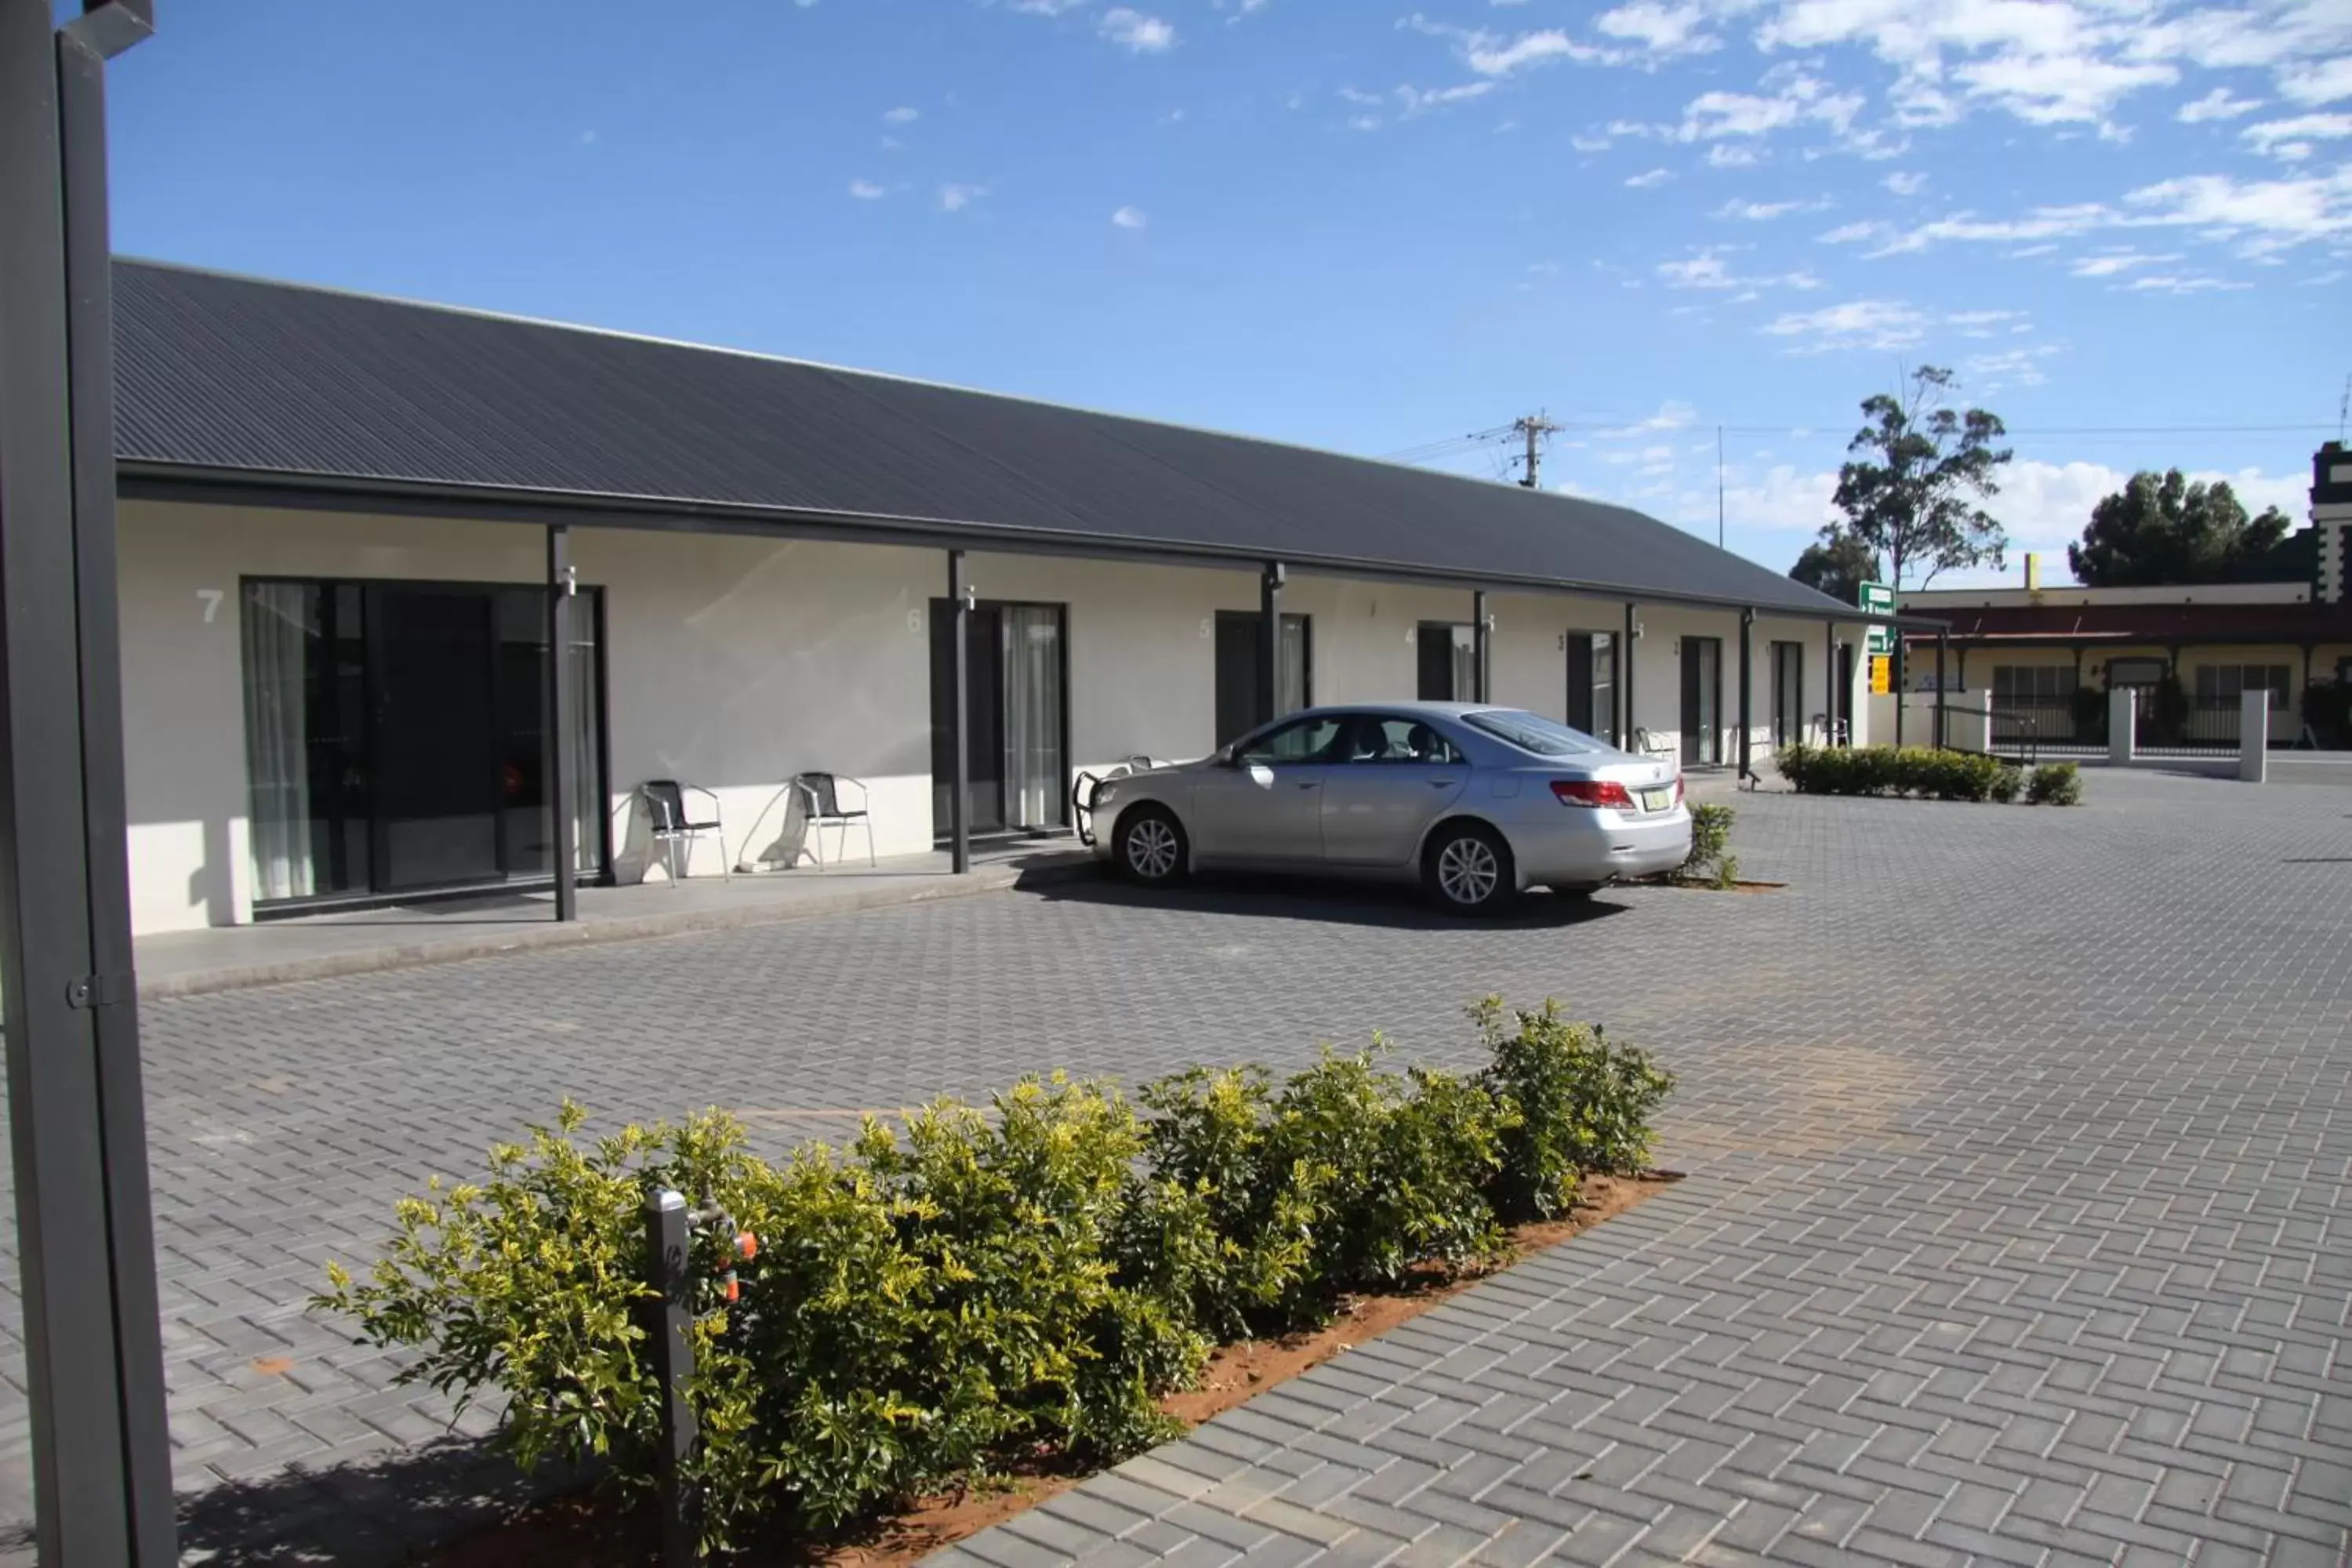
[1900,443,2352,750]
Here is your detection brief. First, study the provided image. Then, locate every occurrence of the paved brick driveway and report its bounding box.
[2,768,2347,1563]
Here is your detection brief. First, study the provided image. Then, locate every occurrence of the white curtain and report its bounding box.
[568,617,603,874]
[241,583,316,902]
[1279,615,1310,713]
[1002,607,1063,829]
[1450,625,1478,702]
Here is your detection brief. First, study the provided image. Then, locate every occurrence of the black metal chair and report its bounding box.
[793,772,874,869]
[639,780,729,884]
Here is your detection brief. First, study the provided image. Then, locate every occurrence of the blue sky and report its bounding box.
[104,0,2350,586]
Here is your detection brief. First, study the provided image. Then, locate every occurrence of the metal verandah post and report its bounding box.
[0,2,176,1561]
[949,550,970,874]
[1259,561,1284,727]
[1472,590,1490,703]
[1622,602,1637,743]
[547,524,577,920]
[1737,608,1753,783]
[1823,620,1836,744]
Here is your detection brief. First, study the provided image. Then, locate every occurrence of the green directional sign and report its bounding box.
[1858,580,1894,655]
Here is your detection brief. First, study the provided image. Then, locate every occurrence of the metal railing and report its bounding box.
[2136,700,2257,753]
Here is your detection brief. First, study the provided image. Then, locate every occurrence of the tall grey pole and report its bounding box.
[1472,591,1490,703]
[546,524,577,920]
[1259,561,1284,726]
[1622,602,1637,743]
[0,2,176,1560]
[1737,608,1754,782]
[1936,628,1951,750]
[949,550,970,873]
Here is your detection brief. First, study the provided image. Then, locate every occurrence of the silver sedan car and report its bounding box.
[1084,702,1690,914]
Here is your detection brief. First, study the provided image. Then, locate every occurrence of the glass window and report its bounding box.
[1993,665,2071,701]
[1341,715,1464,764]
[1417,622,1477,701]
[2195,663,2292,710]
[1236,714,1347,765]
[1461,708,1602,757]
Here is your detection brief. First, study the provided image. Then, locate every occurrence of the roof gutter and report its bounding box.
[118,459,1935,630]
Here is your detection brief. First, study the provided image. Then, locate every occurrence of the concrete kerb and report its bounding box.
[136,853,1102,1002]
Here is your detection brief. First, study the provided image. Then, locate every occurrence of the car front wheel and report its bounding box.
[1116,805,1189,887]
[1424,822,1515,915]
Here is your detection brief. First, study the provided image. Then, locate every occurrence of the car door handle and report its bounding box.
[1297,780,1320,789]
[1428,778,1459,788]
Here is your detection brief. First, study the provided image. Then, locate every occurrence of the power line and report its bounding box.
[1381,418,2339,468]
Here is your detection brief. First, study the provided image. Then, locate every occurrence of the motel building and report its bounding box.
[107,260,1884,938]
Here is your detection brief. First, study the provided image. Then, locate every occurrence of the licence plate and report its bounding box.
[1639,787,1671,813]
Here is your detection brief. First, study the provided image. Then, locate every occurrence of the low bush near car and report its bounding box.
[1675,802,1740,888]
[318,1000,1676,1552]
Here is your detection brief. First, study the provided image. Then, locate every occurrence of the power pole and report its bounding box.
[1716,426,1726,548]
[1512,412,1561,488]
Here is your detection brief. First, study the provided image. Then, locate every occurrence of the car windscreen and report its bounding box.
[1461,709,1604,757]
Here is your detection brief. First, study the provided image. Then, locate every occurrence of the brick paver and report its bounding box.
[2,768,2347,1563]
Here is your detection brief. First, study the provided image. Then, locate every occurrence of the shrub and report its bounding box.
[1476,997,1676,1205]
[1676,802,1737,886]
[321,1009,1677,1550]
[2026,760,2082,806]
[1990,764,2024,804]
[1781,744,2014,804]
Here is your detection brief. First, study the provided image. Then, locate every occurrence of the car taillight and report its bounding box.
[1551,779,1635,808]
[1672,776,1684,806]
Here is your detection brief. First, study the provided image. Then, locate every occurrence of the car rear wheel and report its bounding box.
[1424,822,1515,915]
[1116,805,1189,887]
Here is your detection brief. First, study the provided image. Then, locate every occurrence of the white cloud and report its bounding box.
[1882,170,1927,196]
[1571,131,1614,151]
[2178,87,2265,122]
[1659,248,1824,290]
[1708,143,1763,167]
[1402,13,1609,75]
[1759,299,2032,354]
[1593,0,1720,58]
[1111,205,1148,228]
[1676,74,1865,141]
[1952,53,2176,127]
[1846,165,2352,260]
[1762,299,1931,350]
[2278,56,2352,105]
[2067,249,2177,276]
[1596,401,1698,437]
[1817,219,1889,243]
[1625,166,1675,187]
[848,179,889,200]
[882,107,921,125]
[2242,112,2352,159]
[1964,347,2057,387]
[2121,273,2252,292]
[938,183,989,212]
[1099,7,1175,52]
[1715,196,1833,220]
[1009,0,1087,11]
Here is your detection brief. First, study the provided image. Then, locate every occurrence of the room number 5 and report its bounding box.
[197,588,224,624]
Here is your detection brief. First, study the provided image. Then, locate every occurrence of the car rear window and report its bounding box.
[1461,709,1603,757]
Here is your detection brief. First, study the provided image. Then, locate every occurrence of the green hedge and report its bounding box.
[319,1000,1672,1550]
[1777,745,2084,804]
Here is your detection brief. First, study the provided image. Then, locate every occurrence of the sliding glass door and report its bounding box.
[240,579,606,909]
[930,599,1069,840]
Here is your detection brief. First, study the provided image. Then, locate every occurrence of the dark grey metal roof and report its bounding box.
[111,259,1853,618]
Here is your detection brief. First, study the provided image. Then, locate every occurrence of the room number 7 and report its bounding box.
[197,588,224,624]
